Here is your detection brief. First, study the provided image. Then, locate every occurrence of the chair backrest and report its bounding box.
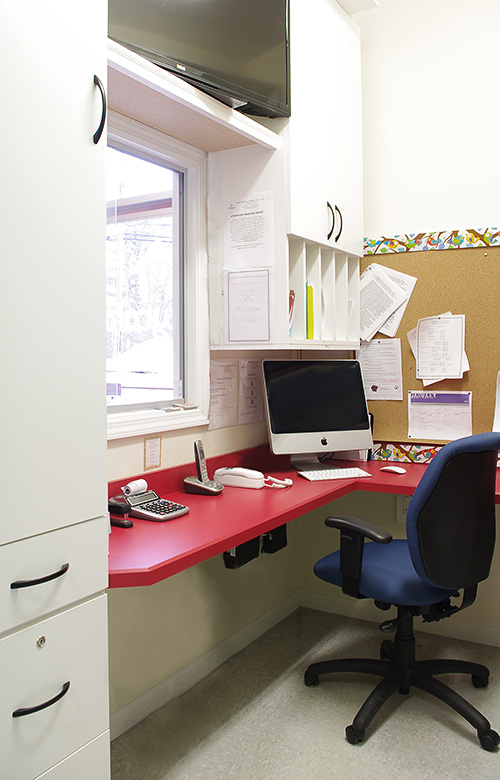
[406,433,500,590]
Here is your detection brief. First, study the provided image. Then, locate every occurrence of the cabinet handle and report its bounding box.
[10,562,70,590]
[93,74,107,145]
[12,681,70,718]
[334,205,343,243]
[326,201,335,241]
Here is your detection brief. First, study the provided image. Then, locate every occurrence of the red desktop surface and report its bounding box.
[108,447,432,588]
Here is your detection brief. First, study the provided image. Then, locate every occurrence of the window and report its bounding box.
[106,112,209,440]
[106,146,184,409]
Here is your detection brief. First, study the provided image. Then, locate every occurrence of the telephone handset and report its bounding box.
[184,440,225,495]
[195,440,210,483]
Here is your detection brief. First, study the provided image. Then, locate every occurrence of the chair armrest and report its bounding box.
[324,515,392,599]
[325,514,392,544]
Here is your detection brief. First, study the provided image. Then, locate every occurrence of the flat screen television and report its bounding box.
[262,359,373,469]
[108,0,290,118]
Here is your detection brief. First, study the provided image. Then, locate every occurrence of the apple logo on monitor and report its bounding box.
[321,437,328,446]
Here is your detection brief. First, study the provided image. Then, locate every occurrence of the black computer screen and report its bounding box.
[263,360,370,434]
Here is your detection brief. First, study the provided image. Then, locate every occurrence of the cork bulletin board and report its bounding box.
[360,246,500,445]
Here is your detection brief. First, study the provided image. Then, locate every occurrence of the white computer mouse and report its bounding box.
[380,465,407,474]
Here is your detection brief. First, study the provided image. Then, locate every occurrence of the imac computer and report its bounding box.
[262,359,373,471]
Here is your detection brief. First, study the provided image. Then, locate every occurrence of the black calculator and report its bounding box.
[124,490,189,522]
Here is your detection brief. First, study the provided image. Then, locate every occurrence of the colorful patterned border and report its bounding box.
[364,228,500,255]
[372,442,442,464]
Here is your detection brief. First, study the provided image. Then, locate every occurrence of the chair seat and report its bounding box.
[314,539,457,606]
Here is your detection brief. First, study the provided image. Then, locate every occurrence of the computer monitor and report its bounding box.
[262,359,373,469]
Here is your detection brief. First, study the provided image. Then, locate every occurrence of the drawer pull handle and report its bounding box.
[12,681,70,718]
[10,562,70,590]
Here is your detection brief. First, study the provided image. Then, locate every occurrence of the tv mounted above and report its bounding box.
[108,0,291,118]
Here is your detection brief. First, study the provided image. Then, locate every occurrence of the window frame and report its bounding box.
[106,110,210,440]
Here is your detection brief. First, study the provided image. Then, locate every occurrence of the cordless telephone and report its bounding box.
[184,440,224,495]
[195,440,210,483]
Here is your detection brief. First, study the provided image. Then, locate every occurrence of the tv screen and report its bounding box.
[262,360,373,466]
[108,0,290,118]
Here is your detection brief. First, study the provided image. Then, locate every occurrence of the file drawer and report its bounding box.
[0,516,108,635]
[1,595,109,780]
[36,731,110,780]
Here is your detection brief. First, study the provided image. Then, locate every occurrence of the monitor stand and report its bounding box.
[290,454,332,472]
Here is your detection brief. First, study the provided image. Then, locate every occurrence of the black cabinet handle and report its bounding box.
[12,680,69,718]
[93,74,107,145]
[334,205,343,243]
[11,563,70,590]
[326,201,335,241]
[12,681,70,718]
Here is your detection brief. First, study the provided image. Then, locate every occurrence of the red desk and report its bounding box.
[108,447,500,589]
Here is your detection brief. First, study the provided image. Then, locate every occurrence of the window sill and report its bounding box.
[107,406,209,440]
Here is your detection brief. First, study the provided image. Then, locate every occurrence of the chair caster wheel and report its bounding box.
[479,729,500,751]
[472,673,489,688]
[304,669,319,687]
[345,724,364,744]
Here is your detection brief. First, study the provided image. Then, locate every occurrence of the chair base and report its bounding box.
[304,609,500,751]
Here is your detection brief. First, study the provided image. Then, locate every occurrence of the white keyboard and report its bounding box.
[298,467,372,481]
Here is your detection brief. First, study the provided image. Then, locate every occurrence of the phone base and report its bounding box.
[183,476,224,495]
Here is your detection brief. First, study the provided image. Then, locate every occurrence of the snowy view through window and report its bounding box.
[106,147,183,408]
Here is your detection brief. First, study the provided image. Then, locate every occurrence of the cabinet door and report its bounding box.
[288,0,336,245]
[328,5,363,256]
[287,0,362,255]
[1,596,109,780]
[0,2,107,543]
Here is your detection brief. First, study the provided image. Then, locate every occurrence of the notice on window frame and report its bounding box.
[408,390,472,440]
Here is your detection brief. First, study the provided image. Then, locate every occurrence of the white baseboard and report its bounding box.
[110,592,300,740]
[111,588,500,740]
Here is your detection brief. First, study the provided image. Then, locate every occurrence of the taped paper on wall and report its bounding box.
[223,191,274,270]
[209,359,238,430]
[225,269,270,343]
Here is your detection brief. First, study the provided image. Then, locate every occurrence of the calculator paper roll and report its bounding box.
[121,479,148,496]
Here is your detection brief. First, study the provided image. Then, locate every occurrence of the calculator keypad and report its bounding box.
[144,500,184,515]
[129,498,189,521]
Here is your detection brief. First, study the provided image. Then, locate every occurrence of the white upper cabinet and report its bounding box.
[287,0,363,256]
[0,1,108,542]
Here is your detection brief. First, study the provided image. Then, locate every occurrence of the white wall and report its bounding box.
[356,0,500,237]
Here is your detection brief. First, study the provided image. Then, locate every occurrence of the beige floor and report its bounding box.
[111,608,500,780]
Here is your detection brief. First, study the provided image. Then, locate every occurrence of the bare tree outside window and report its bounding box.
[106,146,184,408]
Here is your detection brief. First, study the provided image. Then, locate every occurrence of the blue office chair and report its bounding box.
[304,432,500,750]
